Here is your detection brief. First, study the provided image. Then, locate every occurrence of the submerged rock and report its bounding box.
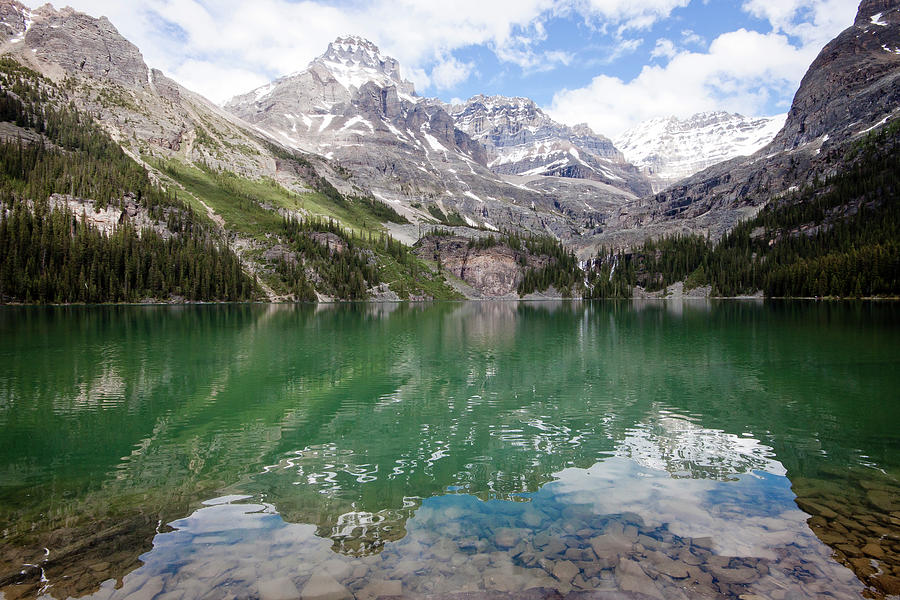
[259,577,301,600]
[616,558,664,600]
[300,573,352,600]
[356,579,402,600]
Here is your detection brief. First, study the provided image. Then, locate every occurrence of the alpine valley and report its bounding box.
[0,0,897,303]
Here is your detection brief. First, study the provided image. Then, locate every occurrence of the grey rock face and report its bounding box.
[449,95,652,197]
[23,4,149,89]
[414,235,555,298]
[0,0,26,43]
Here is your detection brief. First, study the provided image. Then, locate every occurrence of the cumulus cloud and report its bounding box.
[430,56,475,90]
[549,29,816,137]
[650,38,677,60]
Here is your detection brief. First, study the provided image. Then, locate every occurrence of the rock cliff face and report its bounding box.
[449,95,651,198]
[24,5,149,88]
[0,0,26,43]
[614,112,785,194]
[2,2,146,88]
[414,236,552,298]
[583,0,900,252]
[769,0,900,152]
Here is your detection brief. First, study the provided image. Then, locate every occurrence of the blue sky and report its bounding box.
[24,0,860,136]
[442,2,761,105]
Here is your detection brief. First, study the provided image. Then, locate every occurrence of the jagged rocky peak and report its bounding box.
[856,0,899,24]
[451,95,557,140]
[449,93,650,196]
[453,94,541,116]
[231,35,417,110]
[0,0,149,89]
[317,36,402,84]
[452,94,621,158]
[310,35,416,99]
[569,123,596,137]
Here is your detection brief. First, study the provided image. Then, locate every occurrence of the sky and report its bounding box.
[22,0,861,137]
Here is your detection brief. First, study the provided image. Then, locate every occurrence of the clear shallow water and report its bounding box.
[0,301,899,599]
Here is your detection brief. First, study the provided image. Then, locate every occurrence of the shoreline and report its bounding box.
[1,296,899,307]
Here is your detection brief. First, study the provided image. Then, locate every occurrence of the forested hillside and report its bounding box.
[0,59,258,303]
[585,121,900,299]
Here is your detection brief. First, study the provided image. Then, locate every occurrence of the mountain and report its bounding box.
[614,112,785,194]
[447,95,651,197]
[578,0,899,304]
[587,0,900,251]
[1,0,896,303]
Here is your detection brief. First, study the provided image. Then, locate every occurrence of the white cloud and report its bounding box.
[165,60,270,104]
[650,38,677,60]
[548,29,817,137]
[577,0,691,31]
[495,45,575,72]
[681,29,705,47]
[430,56,475,90]
[743,0,859,47]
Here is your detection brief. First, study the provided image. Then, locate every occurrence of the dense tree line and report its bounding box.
[278,216,380,300]
[585,121,900,298]
[511,233,583,297]
[0,59,257,303]
[0,200,253,303]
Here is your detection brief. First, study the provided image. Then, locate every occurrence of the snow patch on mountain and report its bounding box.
[614,112,786,193]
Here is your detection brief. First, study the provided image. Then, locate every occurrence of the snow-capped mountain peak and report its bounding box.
[313,35,413,96]
[237,36,417,108]
[614,111,786,193]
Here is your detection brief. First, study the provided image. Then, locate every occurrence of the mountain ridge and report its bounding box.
[224,36,629,240]
[447,94,652,198]
[614,111,786,194]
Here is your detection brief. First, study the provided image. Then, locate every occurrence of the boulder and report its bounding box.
[300,573,352,600]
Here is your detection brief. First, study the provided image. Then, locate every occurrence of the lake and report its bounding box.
[1,301,899,600]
